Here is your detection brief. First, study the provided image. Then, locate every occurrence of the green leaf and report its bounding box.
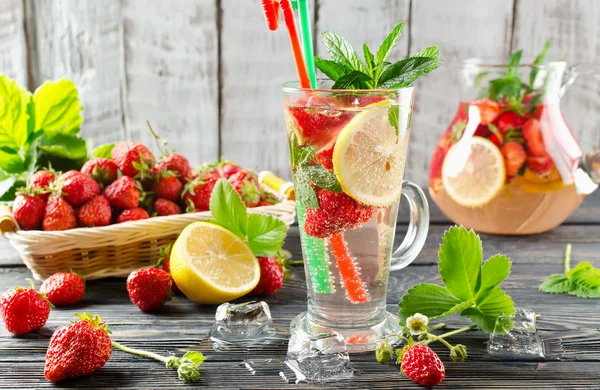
[438,226,482,301]
[33,79,83,134]
[474,72,490,89]
[0,75,31,153]
[363,43,375,76]
[288,132,315,169]
[314,57,352,82]
[246,213,287,256]
[332,71,373,89]
[530,41,550,86]
[294,169,319,208]
[476,254,511,302]
[507,50,523,78]
[209,179,248,238]
[388,106,399,135]
[376,23,404,65]
[0,173,17,200]
[398,283,465,323]
[462,287,515,333]
[0,151,24,174]
[539,274,573,294]
[93,143,115,159]
[321,31,367,74]
[182,352,205,367]
[567,262,600,297]
[303,164,342,192]
[488,77,522,101]
[379,57,442,88]
[413,45,439,60]
[38,132,87,161]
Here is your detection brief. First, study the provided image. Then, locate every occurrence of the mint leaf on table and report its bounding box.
[539,244,600,298]
[246,213,287,256]
[209,179,248,238]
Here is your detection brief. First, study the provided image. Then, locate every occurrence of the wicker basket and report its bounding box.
[0,201,296,281]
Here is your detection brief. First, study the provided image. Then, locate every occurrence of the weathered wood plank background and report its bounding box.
[1,0,599,183]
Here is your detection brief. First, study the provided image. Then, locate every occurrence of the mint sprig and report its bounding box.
[398,226,515,333]
[539,244,600,298]
[209,179,286,256]
[315,23,442,90]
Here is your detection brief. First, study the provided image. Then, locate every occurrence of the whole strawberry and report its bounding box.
[228,170,261,208]
[155,153,192,183]
[78,195,112,227]
[12,194,46,230]
[248,256,284,296]
[104,176,141,209]
[61,170,102,206]
[111,141,155,177]
[127,268,172,312]
[154,198,182,216]
[44,313,112,382]
[28,170,55,201]
[157,243,181,294]
[182,170,222,212]
[219,161,242,178]
[1,281,52,335]
[401,344,445,387]
[153,173,183,202]
[43,196,77,231]
[117,208,149,223]
[40,272,85,306]
[81,158,119,186]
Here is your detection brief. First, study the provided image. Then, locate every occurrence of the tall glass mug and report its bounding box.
[282,80,429,352]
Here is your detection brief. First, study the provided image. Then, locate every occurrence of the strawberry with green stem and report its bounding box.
[147,121,193,183]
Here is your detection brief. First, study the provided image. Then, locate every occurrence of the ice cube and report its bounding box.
[210,301,276,348]
[487,308,544,359]
[285,326,354,383]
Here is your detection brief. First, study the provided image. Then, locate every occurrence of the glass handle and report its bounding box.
[390,181,429,271]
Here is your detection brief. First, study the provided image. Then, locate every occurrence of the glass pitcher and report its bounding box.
[428,59,600,235]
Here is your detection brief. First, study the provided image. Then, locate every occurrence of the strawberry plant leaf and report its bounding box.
[539,245,600,298]
[93,143,115,159]
[303,163,342,193]
[33,79,83,135]
[375,23,404,65]
[321,31,367,74]
[0,173,18,200]
[462,287,515,333]
[182,352,206,367]
[475,254,511,301]
[539,274,572,294]
[314,57,352,82]
[379,57,442,88]
[246,213,287,257]
[209,179,248,238]
[331,70,373,90]
[38,132,87,161]
[398,284,465,323]
[438,226,482,301]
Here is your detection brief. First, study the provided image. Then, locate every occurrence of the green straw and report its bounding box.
[296,202,333,294]
[293,0,317,88]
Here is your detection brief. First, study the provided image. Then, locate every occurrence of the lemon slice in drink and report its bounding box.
[169,222,260,304]
[442,136,505,207]
[332,101,406,206]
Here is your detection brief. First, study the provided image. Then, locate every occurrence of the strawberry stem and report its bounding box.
[329,232,369,303]
[420,325,477,347]
[564,243,572,273]
[111,341,169,363]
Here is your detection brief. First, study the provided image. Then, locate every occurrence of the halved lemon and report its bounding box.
[332,101,406,206]
[169,222,260,304]
[442,136,505,208]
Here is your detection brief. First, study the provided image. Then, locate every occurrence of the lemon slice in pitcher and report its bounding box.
[442,136,505,207]
[333,101,406,206]
[170,222,260,304]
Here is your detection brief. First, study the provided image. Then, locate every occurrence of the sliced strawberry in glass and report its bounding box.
[527,155,554,177]
[495,111,527,133]
[472,99,501,125]
[522,118,547,157]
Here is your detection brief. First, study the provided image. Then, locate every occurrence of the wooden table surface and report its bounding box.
[1,194,600,389]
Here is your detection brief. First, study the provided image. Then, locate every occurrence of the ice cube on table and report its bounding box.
[487,308,544,359]
[285,325,354,383]
[210,301,276,348]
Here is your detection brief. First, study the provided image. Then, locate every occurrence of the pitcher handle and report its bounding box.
[390,181,429,271]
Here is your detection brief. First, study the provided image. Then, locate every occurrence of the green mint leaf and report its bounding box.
[314,57,352,82]
[438,226,482,301]
[33,79,82,134]
[530,41,550,86]
[375,23,404,65]
[246,213,287,256]
[363,43,375,76]
[488,77,522,101]
[288,131,315,169]
[474,72,490,89]
[398,283,465,323]
[182,352,205,367]
[388,106,399,136]
[507,49,522,79]
[475,254,511,301]
[332,71,373,90]
[93,143,115,159]
[209,179,248,238]
[303,164,342,192]
[379,57,442,88]
[294,168,319,208]
[38,132,87,161]
[321,31,367,74]
[413,45,439,60]
[462,287,515,333]
[539,274,573,294]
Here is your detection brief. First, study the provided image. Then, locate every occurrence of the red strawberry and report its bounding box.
[155,153,192,183]
[104,176,141,209]
[304,190,376,238]
[472,99,500,125]
[473,124,491,138]
[522,118,548,157]
[81,158,119,185]
[44,313,112,382]
[501,142,527,178]
[533,104,544,120]
[316,144,335,170]
[40,272,85,306]
[111,141,155,177]
[247,256,284,296]
[218,161,242,178]
[153,174,183,202]
[490,134,502,146]
[1,281,51,335]
[428,129,454,183]
[400,344,445,387]
[117,208,149,223]
[495,111,527,133]
[157,243,181,294]
[13,194,46,230]
[182,170,221,212]
[154,198,182,216]
[28,170,55,201]
[43,196,77,231]
[228,170,261,208]
[527,155,554,176]
[126,268,172,312]
[77,195,112,227]
[61,170,102,206]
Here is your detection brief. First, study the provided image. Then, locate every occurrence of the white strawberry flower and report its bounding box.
[406,313,429,335]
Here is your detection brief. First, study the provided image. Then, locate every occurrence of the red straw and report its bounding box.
[329,233,369,304]
[261,0,311,88]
